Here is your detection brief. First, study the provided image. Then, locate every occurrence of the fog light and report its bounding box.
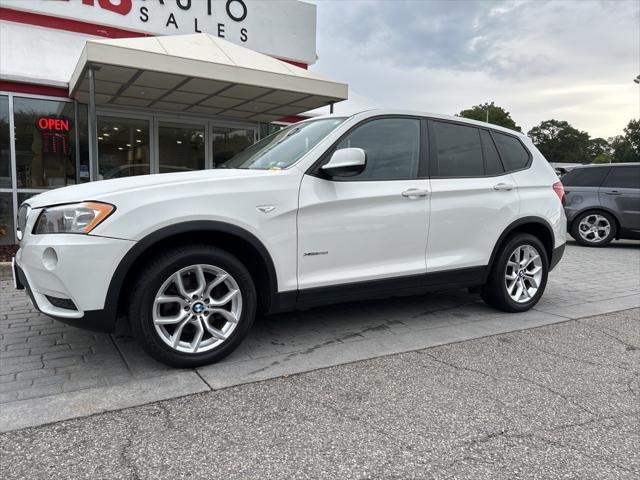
[42,247,58,270]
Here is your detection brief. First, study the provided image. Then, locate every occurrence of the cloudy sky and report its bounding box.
[308,0,640,139]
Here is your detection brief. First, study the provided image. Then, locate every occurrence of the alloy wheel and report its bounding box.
[504,245,543,303]
[578,214,611,243]
[152,264,242,354]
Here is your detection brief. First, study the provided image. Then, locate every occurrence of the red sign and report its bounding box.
[37,116,71,133]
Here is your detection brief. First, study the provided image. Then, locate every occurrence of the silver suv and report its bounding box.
[563,163,640,246]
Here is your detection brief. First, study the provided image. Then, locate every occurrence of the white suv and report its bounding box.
[13,110,566,367]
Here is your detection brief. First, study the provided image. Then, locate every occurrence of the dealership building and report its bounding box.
[0,0,348,244]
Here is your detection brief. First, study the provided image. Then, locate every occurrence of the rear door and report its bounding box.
[600,165,640,235]
[426,121,520,272]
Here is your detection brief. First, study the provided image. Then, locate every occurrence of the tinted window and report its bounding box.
[602,166,640,189]
[480,130,504,176]
[563,167,609,187]
[335,118,420,180]
[493,132,530,172]
[432,121,483,177]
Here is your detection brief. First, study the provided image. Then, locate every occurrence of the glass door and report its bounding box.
[157,121,206,173]
[210,125,257,168]
[96,115,151,180]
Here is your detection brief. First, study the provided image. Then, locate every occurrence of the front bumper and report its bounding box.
[14,232,135,333]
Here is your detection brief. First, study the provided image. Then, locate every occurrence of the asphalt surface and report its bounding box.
[1,308,638,479]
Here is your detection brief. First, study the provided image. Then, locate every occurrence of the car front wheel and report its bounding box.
[129,245,256,368]
[481,233,549,313]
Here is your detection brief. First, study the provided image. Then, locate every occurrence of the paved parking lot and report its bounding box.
[1,240,639,431]
[1,307,638,479]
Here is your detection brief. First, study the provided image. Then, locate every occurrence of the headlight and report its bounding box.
[33,202,115,235]
[16,203,31,241]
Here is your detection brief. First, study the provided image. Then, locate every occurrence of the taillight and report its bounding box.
[552,181,566,206]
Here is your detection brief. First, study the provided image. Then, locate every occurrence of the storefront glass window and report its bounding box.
[211,126,256,168]
[13,97,76,188]
[158,122,205,173]
[0,95,10,188]
[0,193,13,245]
[97,116,150,180]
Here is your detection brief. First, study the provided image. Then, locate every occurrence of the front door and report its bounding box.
[297,117,430,290]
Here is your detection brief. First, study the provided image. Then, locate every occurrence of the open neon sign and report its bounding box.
[37,116,71,133]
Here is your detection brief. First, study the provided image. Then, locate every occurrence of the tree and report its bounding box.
[527,119,591,164]
[611,119,640,163]
[457,102,521,132]
[587,137,612,161]
[592,153,613,164]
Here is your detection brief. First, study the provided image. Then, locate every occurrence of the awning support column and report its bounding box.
[88,66,99,182]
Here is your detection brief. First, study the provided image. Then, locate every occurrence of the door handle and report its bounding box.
[605,190,621,196]
[401,188,429,198]
[493,183,514,191]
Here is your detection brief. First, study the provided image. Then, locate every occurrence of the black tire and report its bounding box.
[481,233,549,313]
[128,244,256,368]
[570,210,617,247]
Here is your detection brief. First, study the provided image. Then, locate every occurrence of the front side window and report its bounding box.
[562,167,609,187]
[602,166,640,189]
[493,132,530,172]
[221,118,345,170]
[13,97,76,188]
[432,121,483,177]
[334,118,420,180]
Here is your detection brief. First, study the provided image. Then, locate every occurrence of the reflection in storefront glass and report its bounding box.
[97,117,150,180]
[77,104,90,183]
[0,193,13,245]
[0,96,10,188]
[13,97,76,188]
[158,123,205,173]
[211,127,255,168]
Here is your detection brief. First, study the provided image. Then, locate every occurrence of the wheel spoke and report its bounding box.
[154,311,189,325]
[203,318,227,340]
[207,307,239,324]
[525,274,539,289]
[210,289,239,307]
[190,318,204,353]
[155,295,186,307]
[193,265,207,297]
[204,273,228,298]
[172,318,190,348]
[174,272,190,299]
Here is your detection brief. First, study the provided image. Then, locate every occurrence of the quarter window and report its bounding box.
[334,118,420,180]
[480,130,504,176]
[602,166,640,189]
[492,132,530,172]
[432,121,483,177]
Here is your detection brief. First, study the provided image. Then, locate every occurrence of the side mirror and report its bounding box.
[321,148,366,177]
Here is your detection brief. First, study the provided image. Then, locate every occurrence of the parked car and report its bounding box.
[563,163,640,246]
[13,110,566,367]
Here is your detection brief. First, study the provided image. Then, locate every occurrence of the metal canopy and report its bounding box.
[69,33,348,122]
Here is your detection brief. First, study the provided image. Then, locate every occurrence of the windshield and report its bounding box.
[219,118,346,170]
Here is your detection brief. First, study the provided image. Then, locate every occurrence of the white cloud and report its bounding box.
[308,0,640,138]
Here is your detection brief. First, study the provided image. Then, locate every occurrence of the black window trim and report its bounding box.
[427,117,531,179]
[306,114,429,182]
[563,165,611,188]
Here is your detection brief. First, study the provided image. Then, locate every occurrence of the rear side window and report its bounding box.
[563,167,609,187]
[480,130,504,176]
[432,121,483,177]
[602,166,640,189]
[492,132,530,172]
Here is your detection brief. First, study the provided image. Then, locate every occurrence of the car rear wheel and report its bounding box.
[129,245,256,368]
[481,233,549,313]
[571,211,616,247]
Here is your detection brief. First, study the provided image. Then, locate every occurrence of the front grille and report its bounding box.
[45,295,77,311]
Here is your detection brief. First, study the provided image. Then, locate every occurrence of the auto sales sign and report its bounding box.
[0,0,316,65]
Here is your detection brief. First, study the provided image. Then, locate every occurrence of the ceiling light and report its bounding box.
[103,133,110,137]
[118,147,124,151]
[126,143,132,147]
[136,129,142,133]
[176,140,182,144]
[113,127,119,131]
[136,139,142,143]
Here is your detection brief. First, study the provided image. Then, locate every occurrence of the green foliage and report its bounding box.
[527,120,590,164]
[592,153,613,164]
[457,102,521,132]
[611,119,640,163]
[587,137,612,160]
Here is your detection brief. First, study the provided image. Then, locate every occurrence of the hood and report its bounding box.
[25,169,273,209]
